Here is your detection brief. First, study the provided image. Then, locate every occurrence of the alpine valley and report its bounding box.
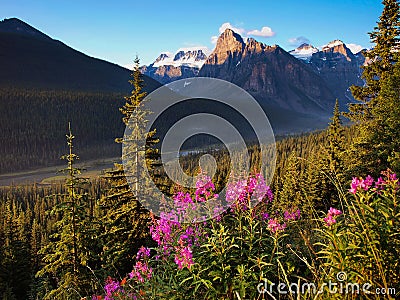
[0,17,366,173]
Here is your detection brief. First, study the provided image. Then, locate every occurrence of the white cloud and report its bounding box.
[288,36,311,46]
[211,22,275,46]
[347,43,364,54]
[247,26,275,38]
[218,22,246,35]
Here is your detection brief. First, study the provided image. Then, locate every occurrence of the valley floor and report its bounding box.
[0,157,118,186]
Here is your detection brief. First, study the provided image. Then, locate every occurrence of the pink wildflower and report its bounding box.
[129,261,153,282]
[136,246,151,260]
[195,175,216,202]
[104,277,122,299]
[324,207,342,227]
[174,246,194,269]
[267,218,287,233]
[323,215,337,226]
[262,212,270,220]
[364,175,374,190]
[328,207,342,216]
[283,208,301,221]
[349,177,362,194]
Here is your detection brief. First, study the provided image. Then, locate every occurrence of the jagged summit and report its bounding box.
[0,17,52,41]
[323,39,344,49]
[289,43,318,61]
[320,40,354,57]
[199,29,335,115]
[209,29,246,64]
[151,47,209,68]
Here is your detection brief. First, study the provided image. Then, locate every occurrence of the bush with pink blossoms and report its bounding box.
[95,173,304,299]
[310,169,400,299]
[94,170,399,299]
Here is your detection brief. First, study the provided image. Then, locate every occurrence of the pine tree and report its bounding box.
[348,61,400,176]
[346,0,400,176]
[0,200,31,300]
[36,124,95,299]
[327,100,345,178]
[276,152,304,212]
[100,56,159,276]
[310,100,345,210]
[348,0,400,122]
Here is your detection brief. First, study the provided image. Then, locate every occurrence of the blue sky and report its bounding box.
[1,0,383,67]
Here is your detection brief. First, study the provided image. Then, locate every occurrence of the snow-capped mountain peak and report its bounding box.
[152,47,210,68]
[153,52,173,64]
[289,43,318,61]
[322,40,344,50]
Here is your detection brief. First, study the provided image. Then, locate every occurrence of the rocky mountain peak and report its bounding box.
[298,43,316,50]
[209,29,245,64]
[245,37,267,53]
[154,52,172,64]
[173,49,208,62]
[150,47,209,68]
[321,40,354,59]
[289,43,318,61]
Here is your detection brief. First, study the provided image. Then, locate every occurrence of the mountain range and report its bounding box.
[140,47,209,84]
[142,31,366,114]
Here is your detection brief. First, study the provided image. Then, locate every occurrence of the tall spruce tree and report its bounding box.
[0,200,31,300]
[346,0,400,176]
[276,152,304,212]
[36,125,95,299]
[327,100,345,178]
[100,56,159,276]
[349,61,400,175]
[303,101,346,211]
[348,0,400,122]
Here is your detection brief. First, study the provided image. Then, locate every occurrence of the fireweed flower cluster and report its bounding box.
[129,260,153,283]
[349,175,374,194]
[97,173,306,298]
[349,170,399,195]
[283,208,301,221]
[129,247,153,283]
[136,246,151,260]
[174,244,194,269]
[195,175,218,202]
[226,174,273,212]
[225,174,300,235]
[323,207,342,226]
[267,218,287,233]
[149,175,215,269]
[97,277,124,300]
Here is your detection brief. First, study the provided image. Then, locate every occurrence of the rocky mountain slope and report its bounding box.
[199,29,336,115]
[308,40,365,104]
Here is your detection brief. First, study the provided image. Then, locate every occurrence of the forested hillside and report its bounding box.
[0,88,126,173]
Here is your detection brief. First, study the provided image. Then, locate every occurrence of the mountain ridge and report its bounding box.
[0,17,160,93]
